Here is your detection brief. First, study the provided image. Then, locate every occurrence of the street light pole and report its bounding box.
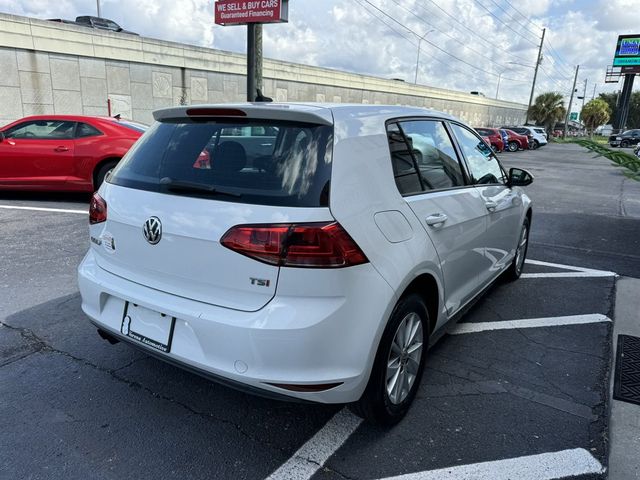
[96,0,101,17]
[495,72,502,99]
[414,30,434,84]
[525,27,545,125]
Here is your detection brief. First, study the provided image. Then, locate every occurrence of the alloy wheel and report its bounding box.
[386,312,424,405]
[514,224,528,275]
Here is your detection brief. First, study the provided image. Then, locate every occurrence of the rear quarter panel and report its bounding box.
[328,111,447,342]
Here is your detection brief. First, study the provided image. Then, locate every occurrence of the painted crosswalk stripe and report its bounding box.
[266,408,362,480]
[0,205,87,214]
[377,448,604,480]
[451,314,611,335]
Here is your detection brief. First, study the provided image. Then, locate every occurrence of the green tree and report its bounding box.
[598,91,640,130]
[581,99,611,137]
[528,92,567,135]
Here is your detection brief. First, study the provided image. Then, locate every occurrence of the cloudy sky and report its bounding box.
[1,0,639,109]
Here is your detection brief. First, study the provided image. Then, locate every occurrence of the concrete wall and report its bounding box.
[0,12,527,127]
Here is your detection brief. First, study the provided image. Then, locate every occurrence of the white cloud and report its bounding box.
[0,0,636,106]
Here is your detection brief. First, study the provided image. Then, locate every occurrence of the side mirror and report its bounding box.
[508,167,533,187]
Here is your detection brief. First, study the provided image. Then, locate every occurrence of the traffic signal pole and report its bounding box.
[564,65,580,138]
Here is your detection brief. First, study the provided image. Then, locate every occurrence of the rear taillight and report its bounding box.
[89,193,107,224]
[221,222,368,268]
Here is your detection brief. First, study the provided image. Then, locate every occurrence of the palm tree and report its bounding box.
[527,92,567,136]
[581,99,611,138]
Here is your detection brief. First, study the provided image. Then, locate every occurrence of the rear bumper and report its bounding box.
[78,250,396,403]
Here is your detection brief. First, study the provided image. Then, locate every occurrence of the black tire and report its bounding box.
[350,293,429,426]
[621,140,629,148]
[505,216,530,281]
[508,141,519,152]
[532,140,540,149]
[94,160,118,190]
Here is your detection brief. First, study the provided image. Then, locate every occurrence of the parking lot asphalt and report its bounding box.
[1,142,638,480]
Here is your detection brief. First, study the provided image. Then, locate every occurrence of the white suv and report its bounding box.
[78,104,533,424]
[514,126,548,149]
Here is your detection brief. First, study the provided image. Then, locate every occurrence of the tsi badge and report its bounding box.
[250,278,271,287]
[143,217,162,245]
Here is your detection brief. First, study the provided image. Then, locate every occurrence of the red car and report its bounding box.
[0,115,145,192]
[475,127,505,152]
[503,129,529,152]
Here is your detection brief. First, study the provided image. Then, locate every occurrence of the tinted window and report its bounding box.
[5,120,76,139]
[76,123,102,138]
[450,124,506,185]
[393,120,465,191]
[109,120,333,207]
[387,123,423,196]
[475,128,493,136]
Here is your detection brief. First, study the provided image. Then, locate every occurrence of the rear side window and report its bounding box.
[76,123,102,138]
[109,120,333,207]
[387,120,465,195]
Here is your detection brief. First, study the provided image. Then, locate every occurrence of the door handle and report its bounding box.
[54,146,69,152]
[425,213,448,226]
[485,201,498,211]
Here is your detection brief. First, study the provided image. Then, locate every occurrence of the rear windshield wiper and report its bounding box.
[159,177,242,198]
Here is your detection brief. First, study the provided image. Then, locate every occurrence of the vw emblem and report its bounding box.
[143,217,162,245]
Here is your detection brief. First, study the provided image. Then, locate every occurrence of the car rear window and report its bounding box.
[109,119,333,207]
[475,128,492,136]
[116,121,147,133]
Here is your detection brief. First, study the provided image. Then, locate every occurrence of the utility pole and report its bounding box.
[564,65,579,138]
[581,78,588,110]
[96,0,101,17]
[525,27,545,125]
[247,24,263,101]
[414,30,434,84]
[592,83,597,100]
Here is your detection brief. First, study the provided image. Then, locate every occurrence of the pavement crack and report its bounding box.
[0,320,290,457]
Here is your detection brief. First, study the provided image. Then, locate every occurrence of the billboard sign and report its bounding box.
[613,34,640,67]
[215,0,289,26]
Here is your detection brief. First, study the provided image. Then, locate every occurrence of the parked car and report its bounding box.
[0,115,145,192]
[48,16,138,35]
[609,129,640,148]
[503,126,542,149]
[503,129,530,151]
[79,104,533,425]
[595,124,613,137]
[475,127,505,152]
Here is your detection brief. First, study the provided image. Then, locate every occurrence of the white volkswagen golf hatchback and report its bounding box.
[78,104,533,424]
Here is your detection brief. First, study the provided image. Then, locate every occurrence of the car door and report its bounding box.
[449,123,523,283]
[387,119,488,315]
[0,120,76,187]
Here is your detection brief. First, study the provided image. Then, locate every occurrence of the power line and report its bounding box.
[361,0,528,81]
[502,0,543,31]
[355,0,524,83]
[484,0,541,39]
[472,0,540,47]
[386,0,529,79]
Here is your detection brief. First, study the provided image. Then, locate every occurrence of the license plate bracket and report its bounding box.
[120,302,176,353]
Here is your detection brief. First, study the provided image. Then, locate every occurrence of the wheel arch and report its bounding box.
[398,272,441,335]
[93,157,121,189]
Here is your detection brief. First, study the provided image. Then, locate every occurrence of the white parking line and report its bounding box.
[0,205,87,214]
[524,259,617,278]
[451,314,611,335]
[377,448,604,480]
[266,408,362,480]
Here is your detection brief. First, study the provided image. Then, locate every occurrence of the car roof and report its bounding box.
[154,103,458,126]
[12,115,123,123]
